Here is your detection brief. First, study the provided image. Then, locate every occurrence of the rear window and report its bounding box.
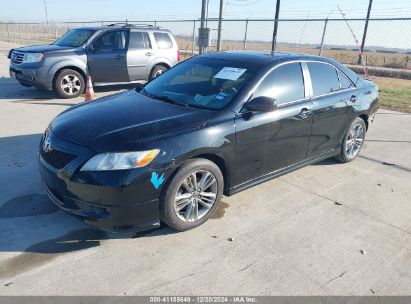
[307,62,340,96]
[153,32,173,49]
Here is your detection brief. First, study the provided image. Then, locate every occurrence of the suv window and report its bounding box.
[129,32,151,49]
[253,62,305,105]
[307,62,340,96]
[129,32,145,49]
[93,30,128,51]
[338,70,354,90]
[153,32,173,49]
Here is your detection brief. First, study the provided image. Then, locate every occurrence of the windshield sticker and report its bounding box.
[214,67,247,81]
[194,94,215,105]
[215,92,229,100]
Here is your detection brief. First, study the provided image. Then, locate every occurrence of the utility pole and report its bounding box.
[319,18,328,56]
[271,0,281,52]
[43,0,49,25]
[358,0,373,64]
[217,0,224,51]
[199,0,207,54]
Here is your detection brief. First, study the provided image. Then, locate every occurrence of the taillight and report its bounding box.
[177,49,181,62]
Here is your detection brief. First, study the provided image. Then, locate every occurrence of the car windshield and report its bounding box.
[142,57,257,110]
[54,29,95,47]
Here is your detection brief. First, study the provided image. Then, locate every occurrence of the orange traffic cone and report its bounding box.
[85,75,95,102]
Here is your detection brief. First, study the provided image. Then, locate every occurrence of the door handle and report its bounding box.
[297,108,312,119]
[350,95,358,103]
[145,52,153,56]
[115,55,124,59]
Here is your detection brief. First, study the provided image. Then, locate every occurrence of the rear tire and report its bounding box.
[334,117,366,163]
[160,159,224,232]
[149,65,168,81]
[54,69,85,99]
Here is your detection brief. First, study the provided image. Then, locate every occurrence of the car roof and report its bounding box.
[202,51,336,65]
[79,24,171,32]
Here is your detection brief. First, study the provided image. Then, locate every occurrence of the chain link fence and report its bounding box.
[0,18,410,78]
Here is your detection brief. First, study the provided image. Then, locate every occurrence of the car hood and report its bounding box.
[14,44,75,53]
[50,90,215,152]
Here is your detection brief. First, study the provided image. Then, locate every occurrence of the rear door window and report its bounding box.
[129,32,146,49]
[153,32,173,49]
[307,62,340,96]
[253,62,305,105]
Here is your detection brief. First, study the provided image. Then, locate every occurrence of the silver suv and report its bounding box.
[8,24,180,98]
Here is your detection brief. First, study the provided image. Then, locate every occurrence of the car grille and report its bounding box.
[11,51,24,64]
[39,138,77,169]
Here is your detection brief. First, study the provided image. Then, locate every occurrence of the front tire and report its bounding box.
[334,117,366,163]
[54,69,85,99]
[160,159,224,231]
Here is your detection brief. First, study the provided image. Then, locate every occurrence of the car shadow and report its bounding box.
[0,76,144,102]
[0,133,168,259]
[311,158,341,166]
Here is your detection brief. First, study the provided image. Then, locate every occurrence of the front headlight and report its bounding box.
[24,53,43,63]
[80,149,160,171]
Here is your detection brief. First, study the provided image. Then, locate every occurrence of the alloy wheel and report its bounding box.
[346,123,365,158]
[154,69,164,78]
[174,170,218,222]
[61,74,81,96]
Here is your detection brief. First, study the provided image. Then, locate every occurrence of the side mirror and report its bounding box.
[246,96,277,112]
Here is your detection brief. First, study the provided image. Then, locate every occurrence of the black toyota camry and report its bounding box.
[39,51,379,233]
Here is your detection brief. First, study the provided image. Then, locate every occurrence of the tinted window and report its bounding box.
[129,32,145,49]
[153,32,173,49]
[338,70,354,90]
[307,62,340,96]
[253,62,305,104]
[93,31,127,50]
[143,57,257,110]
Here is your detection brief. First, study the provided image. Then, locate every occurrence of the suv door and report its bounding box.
[87,30,129,83]
[127,31,155,81]
[305,61,356,158]
[235,62,313,185]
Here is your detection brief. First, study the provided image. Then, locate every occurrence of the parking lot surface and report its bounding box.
[0,41,410,296]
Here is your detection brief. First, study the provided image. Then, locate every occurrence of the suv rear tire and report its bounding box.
[149,65,168,81]
[54,69,85,99]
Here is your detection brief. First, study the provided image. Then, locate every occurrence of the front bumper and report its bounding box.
[38,132,165,233]
[10,62,52,90]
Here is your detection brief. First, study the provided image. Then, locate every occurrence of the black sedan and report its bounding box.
[39,51,379,232]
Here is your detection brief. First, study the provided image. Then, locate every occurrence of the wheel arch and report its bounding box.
[358,114,369,130]
[193,153,231,196]
[52,66,87,89]
[165,153,231,196]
